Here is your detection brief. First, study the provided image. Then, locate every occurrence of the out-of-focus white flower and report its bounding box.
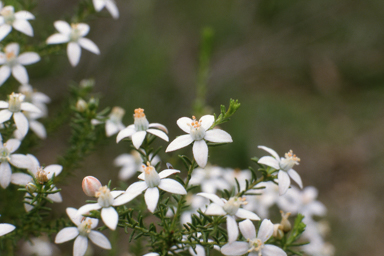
[0,134,30,188]
[197,193,260,244]
[0,92,41,138]
[46,21,100,67]
[221,219,287,256]
[105,106,125,137]
[166,115,232,168]
[0,223,15,236]
[258,146,303,196]
[93,0,119,19]
[243,182,279,219]
[114,163,187,213]
[22,235,60,256]
[19,84,51,117]
[189,165,230,194]
[117,108,168,149]
[0,2,34,41]
[180,193,209,225]
[55,207,111,256]
[14,111,46,139]
[0,43,40,86]
[223,168,251,192]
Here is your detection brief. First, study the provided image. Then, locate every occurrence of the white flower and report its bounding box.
[0,223,15,236]
[197,193,260,244]
[19,83,51,117]
[258,146,303,196]
[14,111,47,140]
[223,168,252,192]
[22,235,60,256]
[189,165,230,194]
[0,92,41,137]
[0,43,40,85]
[46,21,100,67]
[93,0,119,19]
[0,2,34,41]
[77,185,125,230]
[180,193,209,225]
[0,134,31,188]
[114,163,187,213]
[105,106,125,137]
[221,219,287,256]
[55,207,111,256]
[166,115,232,168]
[243,182,279,219]
[116,108,169,149]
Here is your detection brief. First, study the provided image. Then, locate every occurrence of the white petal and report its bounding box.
[12,65,29,84]
[118,166,137,180]
[158,179,186,195]
[221,242,249,256]
[235,208,260,221]
[113,181,147,206]
[101,207,118,230]
[46,33,69,44]
[77,203,102,217]
[0,109,12,123]
[14,11,35,20]
[0,101,8,108]
[239,219,256,240]
[204,129,232,143]
[0,24,12,41]
[66,207,82,226]
[226,215,239,244]
[30,120,46,139]
[13,112,29,137]
[78,38,100,54]
[9,154,31,169]
[158,169,180,179]
[258,146,280,159]
[105,0,119,19]
[278,170,291,196]
[111,190,125,198]
[113,153,135,166]
[131,131,147,149]
[5,139,21,153]
[176,117,192,133]
[76,23,90,37]
[0,162,12,188]
[55,227,79,243]
[67,42,81,67]
[5,43,19,56]
[262,245,287,256]
[197,193,224,206]
[257,219,274,243]
[189,244,205,256]
[193,140,208,168]
[93,0,106,11]
[199,115,214,130]
[47,192,62,203]
[148,123,168,133]
[73,235,88,256]
[145,187,159,213]
[17,52,40,65]
[12,19,33,36]
[204,203,226,215]
[89,231,111,249]
[0,224,15,236]
[45,164,63,178]
[21,102,41,113]
[147,129,169,142]
[165,135,193,152]
[54,21,71,35]
[11,172,31,185]
[258,156,280,170]
[116,127,135,143]
[105,120,119,137]
[0,65,11,85]
[288,169,303,189]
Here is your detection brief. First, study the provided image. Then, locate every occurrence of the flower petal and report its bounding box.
[262,244,287,256]
[67,42,81,67]
[73,235,88,256]
[9,154,31,169]
[45,164,63,178]
[46,33,69,44]
[78,38,100,54]
[116,127,135,143]
[226,215,239,244]
[55,227,79,243]
[0,65,11,85]
[197,192,224,206]
[5,139,21,153]
[93,0,106,11]
[158,178,186,195]
[21,102,41,113]
[148,123,168,133]
[258,156,280,170]
[66,207,82,226]
[54,21,71,35]
[89,231,111,249]
[158,169,180,179]
[13,112,29,137]
[193,140,208,168]
[14,11,35,20]
[204,129,232,143]
[0,162,12,188]
[118,166,137,180]
[12,19,33,36]
[113,181,147,206]
[200,115,214,130]
[166,134,193,152]
[257,219,274,243]
[278,170,291,196]
[0,109,12,123]
[5,43,19,56]
[30,120,47,139]
[258,146,280,159]
[11,172,31,185]
[0,101,8,108]
[18,52,40,65]
[12,64,29,84]
[221,242,250,256]
[288,169,303,189]
[47,191,62,203]
[235,208,260,221]
[145,187,159,213]
[205,203,226,215]
[105,0,119,19]
[77,203,102,217]
[239,219,256,240]
[131,131,147,149]
[147,129,169,142]
[101,207,118,230]
[76,23,90,37]
[0,24,12,41]
[0,224,15,236]
[176,117,192,133]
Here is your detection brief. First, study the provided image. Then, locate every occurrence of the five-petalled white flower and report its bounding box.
[114,162,187,213]
[221,219,287,256]
[55,207,111,256]
[197,193,260,244]
[0,2,34,41]
[93,0,119,19]
[0,43,40,86]
[258,146,303,196]
[166,115,232,168]
[116,108,169,149]
[46,21,100,67]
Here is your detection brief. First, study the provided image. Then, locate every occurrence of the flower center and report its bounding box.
[248,238,263,255]
[189,116,206,141]
[134,108,149,131]
[279,150,300,171]
[78,219,93,237]
[222,197,247,216]
[8,93,24,112]
[95,186,114,208]
[5,50,17,67]
[70,24,82,42]
[36,167,49,184]
[0,6,15,24]
[0,146,10,162]
[143,162,160,188]
[109,106,125,124]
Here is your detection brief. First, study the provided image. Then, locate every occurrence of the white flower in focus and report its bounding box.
[77,184,126,230]
[116,108,169,149]
[55,207,111,256]
[19,84,51,117]
[114,163,187,213]
[166,115,232,168]
[258,146,303,196]
[221,219,287,256]
[46,21,100,67]
[189,165,230,194]
[0,43,40,85]
[93,0,119,19]
[0,223,15,236]
[0,134,31,188]
[0,2,34,41]
[0,92,41,137]
[198,193,260,244]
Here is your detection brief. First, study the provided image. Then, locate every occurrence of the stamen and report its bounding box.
[134,108,145,118]
[285,150,300,162]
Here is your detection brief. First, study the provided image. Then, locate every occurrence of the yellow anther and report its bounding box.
[134,108,145,118]
[285,150,300,162]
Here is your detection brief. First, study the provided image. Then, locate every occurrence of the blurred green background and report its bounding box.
[26,0,384,255]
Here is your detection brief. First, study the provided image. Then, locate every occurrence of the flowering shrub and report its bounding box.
[0,1,333,256]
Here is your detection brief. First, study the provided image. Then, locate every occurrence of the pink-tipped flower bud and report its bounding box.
[82,176,102,197]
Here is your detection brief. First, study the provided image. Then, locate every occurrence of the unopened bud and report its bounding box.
[76,98,87,112]
[273,224,284,240]
[82,176,102,197]
[280,211,292,233]
[25,182,37,193]
[79,79,95,89]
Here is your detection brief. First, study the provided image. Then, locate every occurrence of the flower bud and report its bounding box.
[280,211,292,233]
[25,182,37,193]
[82,176,102,197]
[273,224,284,240]
[79,78,95,89]
[76,98,87,112]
